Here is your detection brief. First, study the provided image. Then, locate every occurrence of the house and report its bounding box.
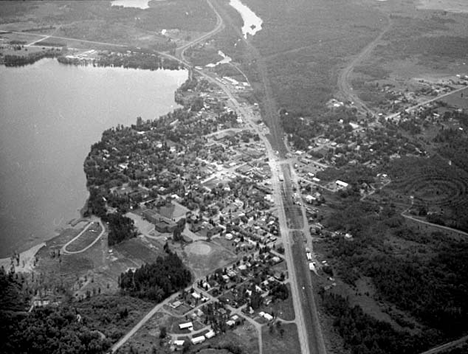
[335,180,349,189]
[205,330,215,339]
[170,300,182,309]
[179,322,193,330]
[191,336,206,345]
[173,340,185,347]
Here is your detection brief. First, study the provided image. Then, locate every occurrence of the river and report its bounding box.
[0,59,187,258]
[229,0,263,38]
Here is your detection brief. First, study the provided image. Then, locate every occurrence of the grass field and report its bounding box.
[184,240,237,279]
[262,322,301,354]
[64,221,102,253]
[261,284,295,321]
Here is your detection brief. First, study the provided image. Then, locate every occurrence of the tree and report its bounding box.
[159,326,167,339]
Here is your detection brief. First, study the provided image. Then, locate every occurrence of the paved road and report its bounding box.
[386,85,468,120]
[176,0,224,63]
[419,335,468,354]
[110,292,180,353]
[402,211,468,237]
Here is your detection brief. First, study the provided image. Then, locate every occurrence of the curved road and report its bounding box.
[62,219,105,255]
[176,0,224,63]
[337,16,392,118]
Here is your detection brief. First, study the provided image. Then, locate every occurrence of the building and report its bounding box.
[192,336,206,345]
[173,340,185,347]
[143,209,177,232]
[205,330,215,339]
[179,322,193,330]
[335,180,349,190]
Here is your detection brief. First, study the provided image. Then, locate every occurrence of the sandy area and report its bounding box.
[417,0,468,13]
[0,242,45,273]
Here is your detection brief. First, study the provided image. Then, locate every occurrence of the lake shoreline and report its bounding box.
[0,58,188,261]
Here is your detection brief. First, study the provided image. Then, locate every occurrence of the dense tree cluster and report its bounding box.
[4,49,62,67]
[269,283,289,302]
[119,250,191,302]
[0,267,30,312]
[319,290,433,354]
[58,51,181,71]
[106,213,138,246]
[2,306,111,354]
[325,200,468,339]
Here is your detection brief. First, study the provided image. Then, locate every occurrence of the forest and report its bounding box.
[3,306,112,354]
[319,290,433,354]
[106,213,138,246]
[322,199,468,343]
[57,50,182,71]
[3,48,63,67]
[1,268,115,354]
[119,250,192,302]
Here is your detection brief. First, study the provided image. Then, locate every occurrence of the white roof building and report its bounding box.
[205,330,215,339]
[179,322,193,330]
[192,336,206,345]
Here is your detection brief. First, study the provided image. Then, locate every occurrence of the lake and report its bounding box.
[229,0,263,38]
[0,59,187,257]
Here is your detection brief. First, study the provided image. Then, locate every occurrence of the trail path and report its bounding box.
[62,219,105,255]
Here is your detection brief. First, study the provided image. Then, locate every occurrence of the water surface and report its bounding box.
[0,59,187,257]
[229,0,263,38]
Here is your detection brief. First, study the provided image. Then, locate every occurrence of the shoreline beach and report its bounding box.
[0,242,46,274]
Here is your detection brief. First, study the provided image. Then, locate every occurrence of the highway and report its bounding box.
[168,1,326,352]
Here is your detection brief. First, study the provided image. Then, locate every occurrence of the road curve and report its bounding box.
[62,219,105,255]
[337,16,391,118]
[402,211,468,237]
[176,0,225,63]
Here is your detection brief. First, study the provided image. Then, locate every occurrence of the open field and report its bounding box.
[0,0,216,53]
[260,284,295,321]
[345,0,468,110]
[438,86,468,109]
[63,221,103,253]
[417,0,468,13]
[184,240,237,279]
[262,323,301,354]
